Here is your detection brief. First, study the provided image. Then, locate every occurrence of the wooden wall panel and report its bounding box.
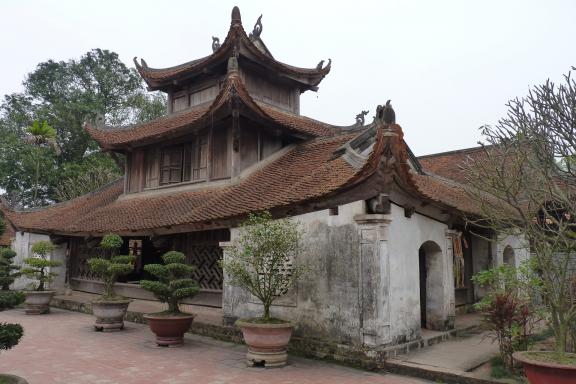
[240,127,259,170]
[128,149,145,193]
[145,147,160,188]
[210,128,231,179]
[261,132,282,159]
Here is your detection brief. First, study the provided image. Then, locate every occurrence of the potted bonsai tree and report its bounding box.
[140,251,199,346]
[87,234,135,331]
[0,322,28,384]
[220,211,306,367]
[21,241,61,314]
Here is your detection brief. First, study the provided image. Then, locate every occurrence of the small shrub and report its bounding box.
[0,248,20,290]
[140,251,199,314]
[473,262,541,371]
[100,234,123,254]
[0,322,23,352]
[21,241,61,291]
[0,291,25,311]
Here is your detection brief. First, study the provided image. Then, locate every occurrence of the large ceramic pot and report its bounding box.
[24,291,55,315]
[513,351,576,384]
[236,319,294,367]
[143,313,194,346]
[92,300,131,331]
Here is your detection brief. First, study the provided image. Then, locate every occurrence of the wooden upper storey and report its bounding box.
[134,6,331,115]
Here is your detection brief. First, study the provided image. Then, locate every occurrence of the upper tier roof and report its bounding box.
[86,69,337,150]
[4,113,492,236]
[134,6,331,92]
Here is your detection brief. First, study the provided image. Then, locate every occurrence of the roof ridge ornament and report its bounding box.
[133,57,148,69]
[249,14,263,39]
[212,37,221,52]
[231,6,242,26]
[355,110,369,126]
[375,100,396,125]
[316,58,331,70]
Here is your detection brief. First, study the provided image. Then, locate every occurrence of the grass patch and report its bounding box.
[490,356,517,379]
[528,326,555,343]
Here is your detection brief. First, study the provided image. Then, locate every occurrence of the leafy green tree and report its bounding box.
[0,49,166,207]
[220,211,306,322]
[24,120,60,203]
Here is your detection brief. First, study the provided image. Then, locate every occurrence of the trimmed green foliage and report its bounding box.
[0,291,25,311]
[21,241,61,291]
[0,248,20,290]
[0,323,23,352]
[140,251,199,314]
[88,234,134,300]
[220,211,306,322]
[100,234,123,252]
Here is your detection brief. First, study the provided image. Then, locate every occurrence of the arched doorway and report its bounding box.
[503,246,515,267]
[418,241,444,329]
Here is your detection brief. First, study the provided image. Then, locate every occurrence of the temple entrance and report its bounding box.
[418,241,444,330]
[68,229,229,307]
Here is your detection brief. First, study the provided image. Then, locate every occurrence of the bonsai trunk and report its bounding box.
[263,301,271,321]
[104,278,115,300]
[168,298,179,314]
[37,267,45,291]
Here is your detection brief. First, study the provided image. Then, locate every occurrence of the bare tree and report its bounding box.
[463,67,576,354]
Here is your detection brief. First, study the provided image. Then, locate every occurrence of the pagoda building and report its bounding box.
[1,7,528,357]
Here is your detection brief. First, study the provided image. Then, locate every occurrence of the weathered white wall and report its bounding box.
[495,233,530,268]
[11,232,67,292]
[386,204,454,343]
[222,200,455,348]
[223,201,368,345]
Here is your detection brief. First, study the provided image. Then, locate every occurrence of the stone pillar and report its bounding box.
[353,214,392,346]
[444,230,459,329]
[219,240,238,326]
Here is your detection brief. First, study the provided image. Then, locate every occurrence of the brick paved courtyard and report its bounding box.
[0,308,431,384]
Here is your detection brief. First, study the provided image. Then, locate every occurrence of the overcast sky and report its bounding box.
[1,0,575,156]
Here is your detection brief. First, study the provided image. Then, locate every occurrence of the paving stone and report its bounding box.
[0,308,432,384]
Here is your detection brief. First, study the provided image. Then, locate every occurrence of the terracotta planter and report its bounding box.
[236,319,294,367]
[143,313,194,346]
[24,290,55,315]
[514,351,576,384]
[92,300,131,331]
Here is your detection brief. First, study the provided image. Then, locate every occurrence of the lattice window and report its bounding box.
[185,245,223,290]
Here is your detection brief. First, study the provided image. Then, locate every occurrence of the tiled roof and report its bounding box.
[5,121,501,236]
[5,134,358,235]
[86,74,336,148]
[412,173,483,217]
[135,7,330,91]
[417,146,488,184]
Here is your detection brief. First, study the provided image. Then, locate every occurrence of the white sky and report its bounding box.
[1,0,575,156]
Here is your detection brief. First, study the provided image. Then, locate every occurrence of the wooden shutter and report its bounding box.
[210,129,230,179]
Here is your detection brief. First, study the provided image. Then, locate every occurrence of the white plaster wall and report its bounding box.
[223,201,368,344]
[495,233,530,268]
[11,232,67,292]
[386,204,451,342]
